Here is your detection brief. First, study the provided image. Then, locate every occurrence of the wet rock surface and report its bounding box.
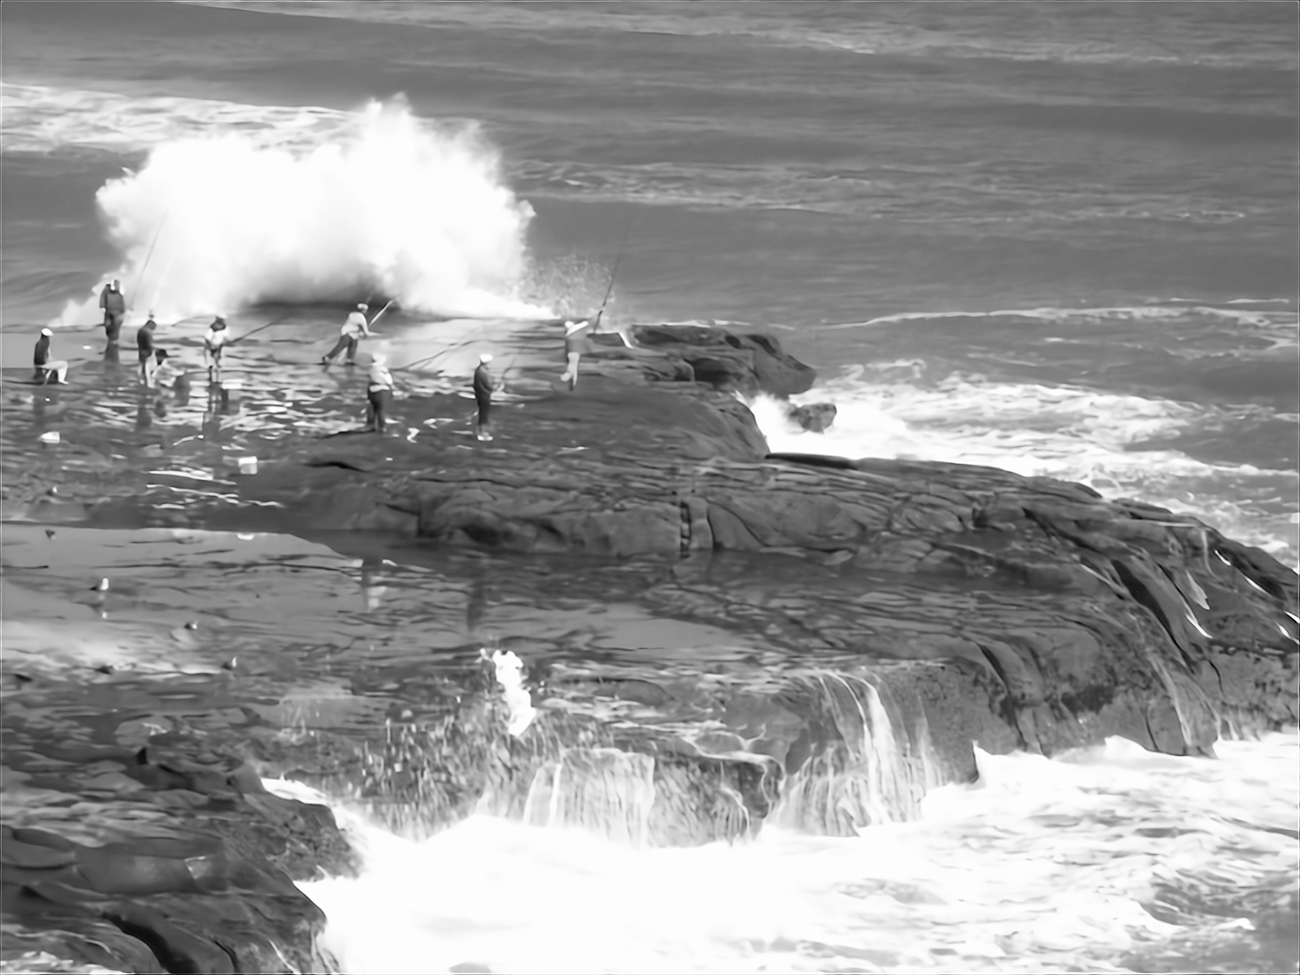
[3,313,1297,972]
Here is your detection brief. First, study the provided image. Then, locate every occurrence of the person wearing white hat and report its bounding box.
[473,352,502,442]
[560,317,595,392]
[203,316,230,381]
[33,328,69,384]
[322,302,376,366]
[366,352,396,434]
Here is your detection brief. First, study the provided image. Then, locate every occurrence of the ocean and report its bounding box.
[1,2,1297,973]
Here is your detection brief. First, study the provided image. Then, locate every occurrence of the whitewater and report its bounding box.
[3,85,549,324]
[269,730,1298,975]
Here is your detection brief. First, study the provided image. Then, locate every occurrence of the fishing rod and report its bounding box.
[593,213,636,324]
[367,298,398,330]
[129,214,169,313]
[399,336,476,374]
[228,316,289,346]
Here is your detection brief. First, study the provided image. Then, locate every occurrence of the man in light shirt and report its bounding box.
[322,303,376,366]
[366,352,396,434]
[203,316,230,381]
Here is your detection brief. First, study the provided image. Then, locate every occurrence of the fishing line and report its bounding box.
[595,212,637,323]
[129,214,169,313]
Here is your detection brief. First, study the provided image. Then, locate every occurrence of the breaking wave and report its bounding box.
[32,92,547,324]
[276,732,1298,975]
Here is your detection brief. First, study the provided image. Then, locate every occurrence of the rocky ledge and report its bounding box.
[24,320,1298,757]
[4,318,1298,971]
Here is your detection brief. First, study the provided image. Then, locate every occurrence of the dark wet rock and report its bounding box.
[26,323,1298,771]
[1,737,353,974]
[619,324,817,396]
[787,401,837,433]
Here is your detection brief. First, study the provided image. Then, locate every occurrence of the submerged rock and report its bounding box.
[787,401,837,432]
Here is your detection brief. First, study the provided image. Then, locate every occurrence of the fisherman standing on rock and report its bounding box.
[99,279,126,344]
[366,353,396,434]
[473,352,501,441]
[559,313,634,391]
[561,317,595,392]
[136,312,158,384]
[322,303,376,366]
[203,316,229,381]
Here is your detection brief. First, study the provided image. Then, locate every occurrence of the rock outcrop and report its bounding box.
[1,737,353,974]
[35,322,1295,763]
[3,317,1297,971]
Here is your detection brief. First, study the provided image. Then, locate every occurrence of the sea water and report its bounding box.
[3,2,1296,972]
[276,732,1298,975]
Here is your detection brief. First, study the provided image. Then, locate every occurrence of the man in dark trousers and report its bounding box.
[136,312,158,384]
[99,279,126,344]
[322,303,376,365]
[34,328,69,384]
[473,352,501,441]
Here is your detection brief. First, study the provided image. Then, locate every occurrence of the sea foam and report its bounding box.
[18,89,548,324]
[748,368,1300,562]
[275,732,1297,975]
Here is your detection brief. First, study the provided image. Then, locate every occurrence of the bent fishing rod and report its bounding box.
[594,213,636,325]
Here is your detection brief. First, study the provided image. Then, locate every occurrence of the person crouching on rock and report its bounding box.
[33,328,69,384]
[323,303,375,366]
[366,353,396,434]
[561,318,596,391]
[99,278,126,344]
[151,349,188,394]
[203,316,229,381]
[137,312,158,384]
[473,352,501,442]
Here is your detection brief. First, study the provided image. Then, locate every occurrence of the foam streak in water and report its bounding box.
[51,97,547,325]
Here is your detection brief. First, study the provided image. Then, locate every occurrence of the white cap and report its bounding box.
[371,353,387,365]
[358,303,369,311]
[479,353,493,363]
[40,328,53,337]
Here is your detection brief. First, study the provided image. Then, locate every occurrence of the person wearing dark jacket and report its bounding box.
[99,279,126,343]
[34,328,69,384]
[473,352,501,441]
[137,313,158,384]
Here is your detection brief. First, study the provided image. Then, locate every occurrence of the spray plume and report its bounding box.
[53,97,549,325]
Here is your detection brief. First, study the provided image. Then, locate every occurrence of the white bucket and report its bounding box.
[38,431,60,445]
[238,456,258,475]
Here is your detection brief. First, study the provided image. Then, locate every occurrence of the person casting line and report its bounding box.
[323,303,376,365]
